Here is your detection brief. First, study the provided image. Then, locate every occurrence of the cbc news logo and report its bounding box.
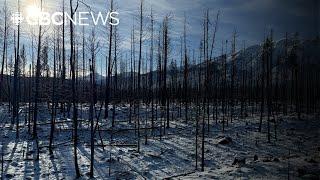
[10,11,119,26]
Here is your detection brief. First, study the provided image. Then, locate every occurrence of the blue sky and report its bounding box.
[0,0,318,74]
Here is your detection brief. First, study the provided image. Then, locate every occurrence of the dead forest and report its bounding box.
[0,0,319,179]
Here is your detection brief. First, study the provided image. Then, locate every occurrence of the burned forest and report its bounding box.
[0,0,319,179]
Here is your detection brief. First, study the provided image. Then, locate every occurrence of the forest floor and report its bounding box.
[0,103,319,179]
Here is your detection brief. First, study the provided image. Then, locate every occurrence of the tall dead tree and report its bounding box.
[129,23,134,124]
[201,11,208,172]
[222,40,228,132]
[259,40,266,132]
[89,28,99,178]
[112,26,118,127]
[105,0,114,119]
[62,0,66,81]
[81,26,86,117]
[149,7,155,136]
[49,29,58,155]
[157,28,163,139]
[0,0,8,102]
[13,0,21,138]
[162,16,169,129]
[204,10,210,134]
[195,42,203,170]
[59,0,66,116]
[266,30,274,142]
[137,0,144,152]
[230,30,237,124]
[69,0,80,177]
[183,14,189,123]
[33,0,43,160]
[209,11,220,127]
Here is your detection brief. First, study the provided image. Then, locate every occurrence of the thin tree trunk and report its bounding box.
[137,0,143,152]
[0,0,8,102]
[13,0,21,138]
[105,0,114,120]
[69,0,80,177]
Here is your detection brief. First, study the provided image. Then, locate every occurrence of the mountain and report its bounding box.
[83,72,106,84]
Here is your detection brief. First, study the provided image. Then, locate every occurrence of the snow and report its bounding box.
[0,103,319,179]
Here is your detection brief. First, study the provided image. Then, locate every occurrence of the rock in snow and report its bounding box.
[232,157,246,166]
[218,137,232,145]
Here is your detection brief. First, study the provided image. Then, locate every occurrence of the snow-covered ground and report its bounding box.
[0,103,319,179]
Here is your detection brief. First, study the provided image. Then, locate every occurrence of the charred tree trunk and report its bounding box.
[0,0,8,102]
[13,0,21,138]
[49,31,58,155]
[137,0,143,152]
[183,15,189,124]
[33,0,43,161]
[105,0,114,120]
[69,0,80,177]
